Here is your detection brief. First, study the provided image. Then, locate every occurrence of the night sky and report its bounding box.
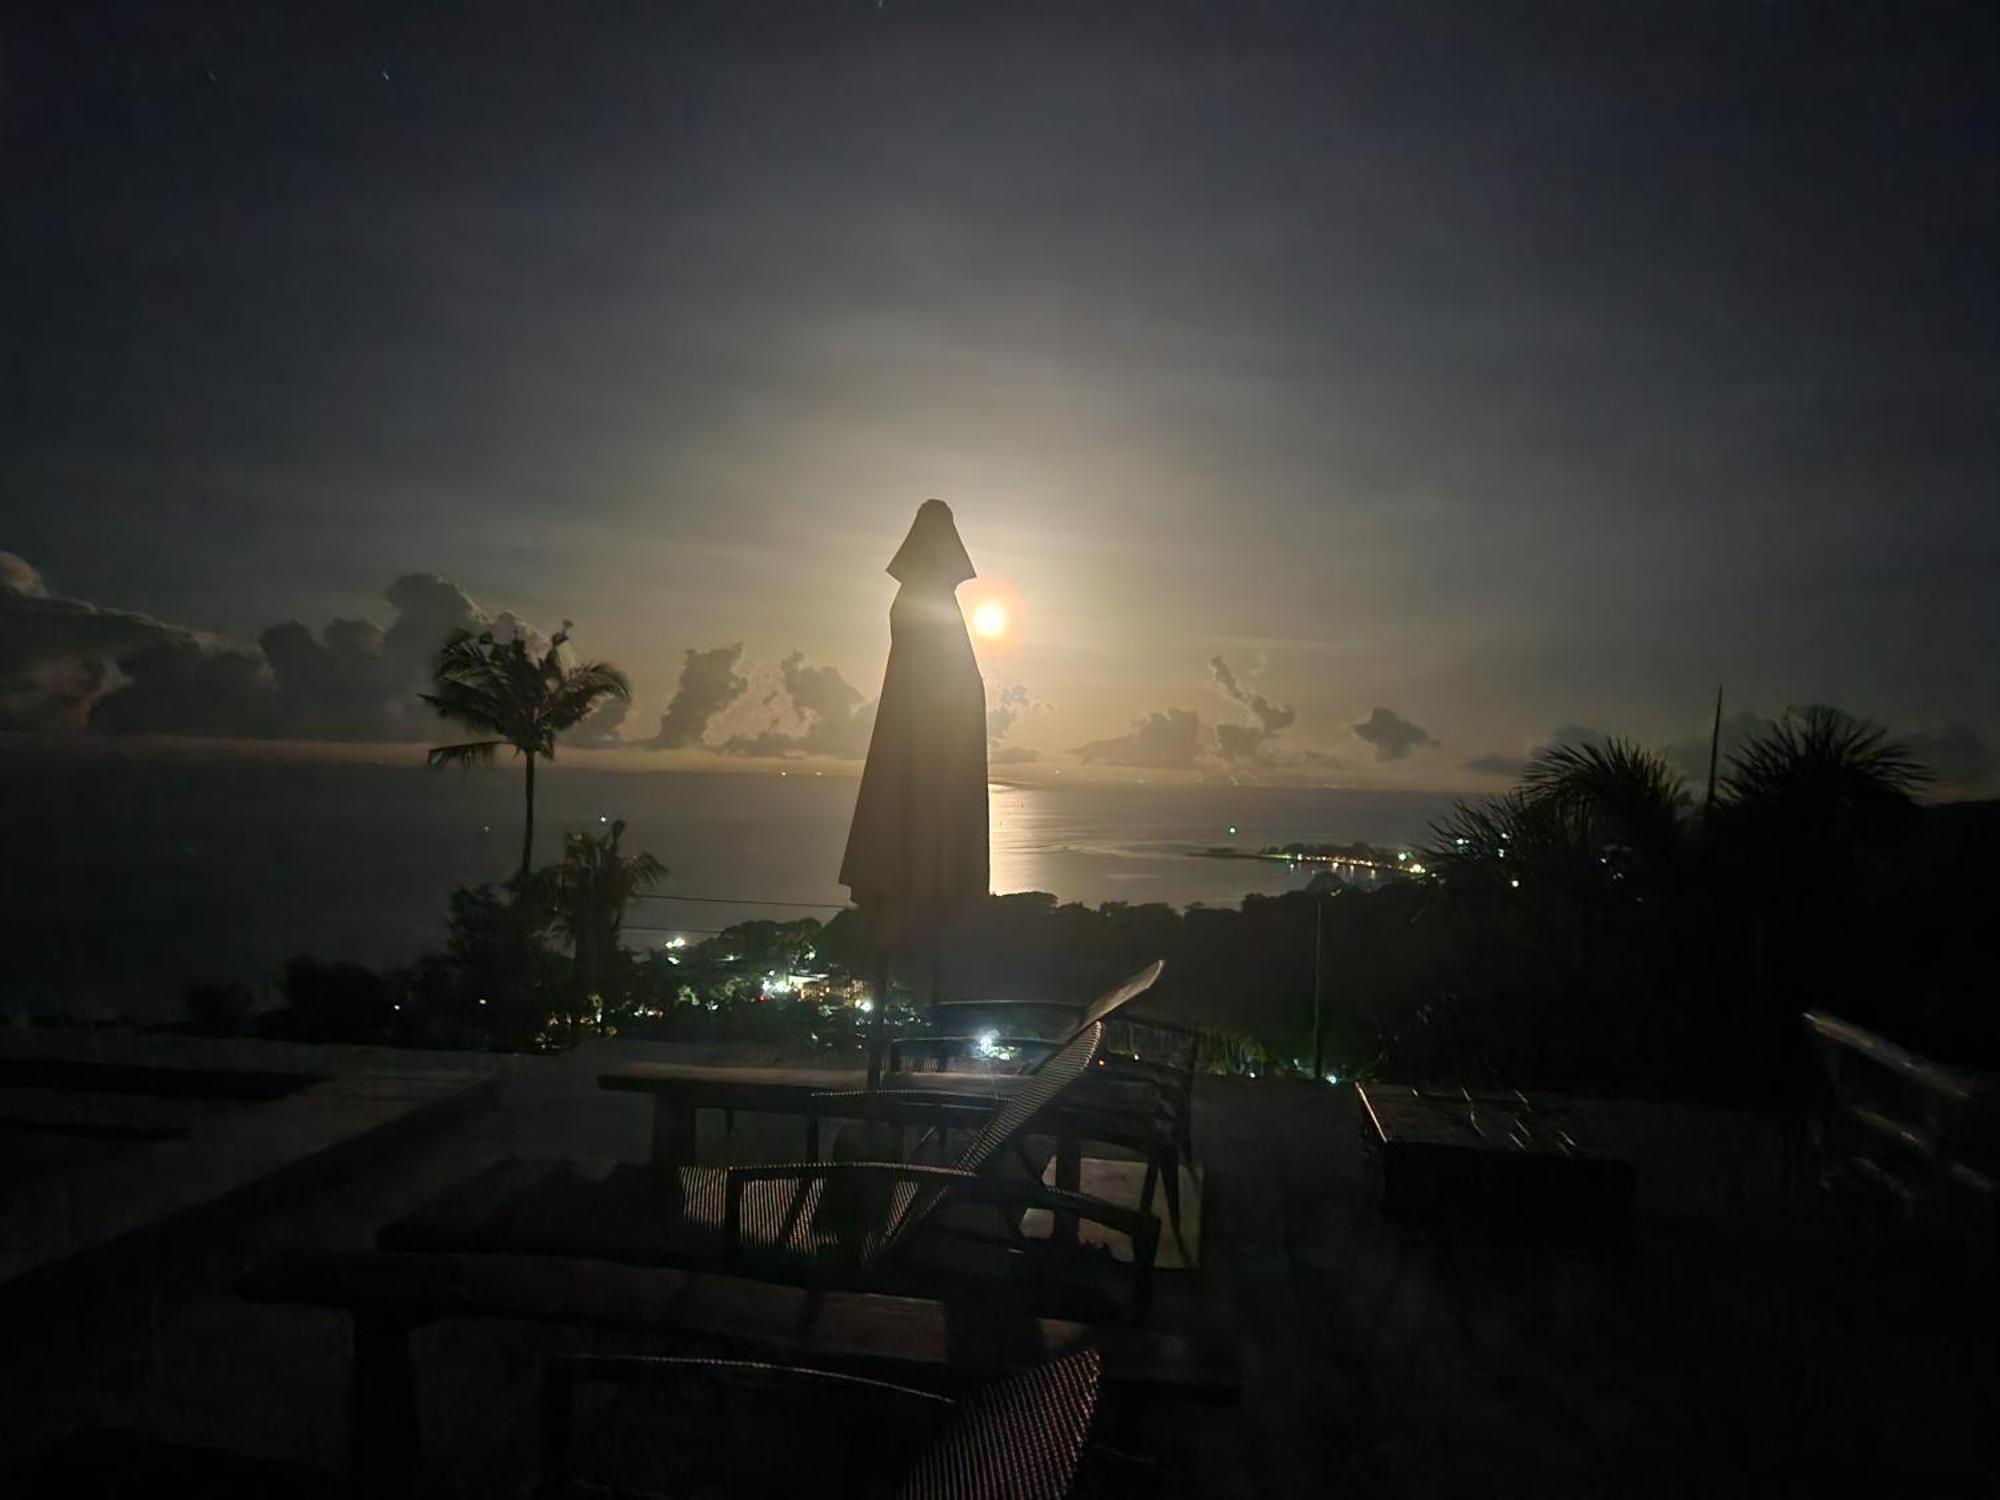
[4,2,1995,790]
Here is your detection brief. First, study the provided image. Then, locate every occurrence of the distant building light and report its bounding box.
[1509,878,1521,889]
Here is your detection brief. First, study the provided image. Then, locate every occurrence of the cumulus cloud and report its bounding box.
[1,553,49,597]
[0,554,564,741]
[1209,656,1296,762]
[1351,706,1438,762]
[1,553,269,733]
[1072,708,1204,770]
[566,695,632,748]
[985,683,1046,764]
[719,652,875,758]
[646,644,750,748]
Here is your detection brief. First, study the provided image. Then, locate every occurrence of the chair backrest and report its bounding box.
[875,1022,1105,1258]
[1075,959,1166,1036]
[895,1345,1104,1500]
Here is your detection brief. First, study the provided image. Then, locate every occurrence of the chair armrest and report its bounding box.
[957,1177,1161,1265]
[722,1161,980,1255]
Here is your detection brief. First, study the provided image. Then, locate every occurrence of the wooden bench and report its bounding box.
[240,1249,1237,1496]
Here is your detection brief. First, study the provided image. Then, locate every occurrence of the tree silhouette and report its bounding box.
[422,624,630,880]
[543,818,666,1011]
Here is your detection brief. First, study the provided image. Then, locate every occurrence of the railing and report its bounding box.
[1802,1010,1997,1240]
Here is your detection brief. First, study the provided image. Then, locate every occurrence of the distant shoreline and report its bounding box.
[1188,840,1416,876]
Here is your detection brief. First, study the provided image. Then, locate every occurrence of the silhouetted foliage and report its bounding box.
[266,954,400,1043]
[538,818,665,1018]
[423,624,631,878]
[182,980,256,1035]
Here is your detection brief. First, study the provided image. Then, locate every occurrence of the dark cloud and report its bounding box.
[1072,708,1203,770]
[1658,712,1776,787]
[1351,706,1438,762]
[230,572,537,741]
[1905,725,2000,798]
[87,636,276,737]
[1662,708,1998,799]
[2,552,267,733]
[1210,656,1296,762]
[646,644,750,748]
[0,555,564,741]
[566,695,631,748]
[1,553,48,598]
[1465,723,1607,778]
[719,652,874,758]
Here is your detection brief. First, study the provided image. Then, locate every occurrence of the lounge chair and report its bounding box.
[864,961,1198,1229]
[383,1022,1159,1319]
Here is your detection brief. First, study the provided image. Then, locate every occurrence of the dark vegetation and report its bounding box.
[181,706,1996,1102]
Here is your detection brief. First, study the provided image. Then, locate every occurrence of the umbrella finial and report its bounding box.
[886,498,976,587]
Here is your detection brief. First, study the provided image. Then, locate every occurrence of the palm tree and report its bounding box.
[423,623,631,880]
[1431,736,1690,898]
[1720,704,1926,831]
[545,818,666,1012]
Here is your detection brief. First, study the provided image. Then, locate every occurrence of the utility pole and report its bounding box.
[1311,893,1327,1081]
[1704,683,1724,814]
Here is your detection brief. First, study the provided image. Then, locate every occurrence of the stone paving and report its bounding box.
[3,1036,1995,1495]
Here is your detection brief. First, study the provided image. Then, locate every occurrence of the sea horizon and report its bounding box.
[0,745,1461,1022]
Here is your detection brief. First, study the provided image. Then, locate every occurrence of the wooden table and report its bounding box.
[1357,1083,1634,1235]
[597,1062,1089,1238]
[599,1062,867,1167]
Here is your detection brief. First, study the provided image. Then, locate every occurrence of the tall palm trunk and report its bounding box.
[521,751,537,881]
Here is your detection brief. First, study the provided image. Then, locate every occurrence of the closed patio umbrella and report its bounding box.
[841,498,990,1082]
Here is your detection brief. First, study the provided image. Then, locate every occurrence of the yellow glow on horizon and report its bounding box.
[971,600,1009,639]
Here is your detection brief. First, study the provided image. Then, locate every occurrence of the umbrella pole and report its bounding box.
[927,931,942,1020]
[866,945,892,1090]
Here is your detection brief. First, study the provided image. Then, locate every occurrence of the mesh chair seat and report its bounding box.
[896,1345,1104,1500]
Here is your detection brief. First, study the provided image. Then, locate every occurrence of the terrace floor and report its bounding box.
[2,1037,1995,1495]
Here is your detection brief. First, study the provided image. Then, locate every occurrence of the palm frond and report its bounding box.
[1519,737,1688,856]
[427,739,508,769]
[1722,704,1928,810]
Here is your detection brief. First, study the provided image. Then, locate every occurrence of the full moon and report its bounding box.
[971,601,1009,639]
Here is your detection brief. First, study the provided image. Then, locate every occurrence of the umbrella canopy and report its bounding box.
[840,499,990,944]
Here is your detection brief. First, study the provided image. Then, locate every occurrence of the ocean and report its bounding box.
[0,748,1460,1020]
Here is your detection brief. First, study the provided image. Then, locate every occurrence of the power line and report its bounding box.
[632,893,849,911]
